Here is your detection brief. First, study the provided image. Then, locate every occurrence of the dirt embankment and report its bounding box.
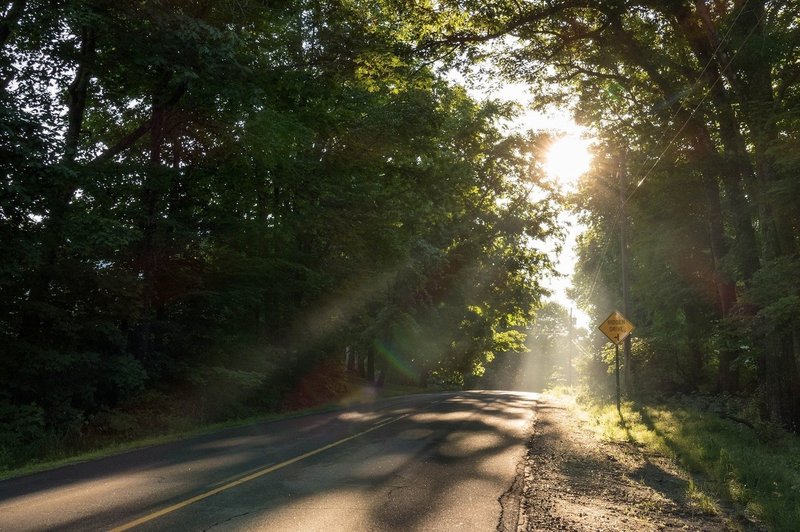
[516,396,758,532]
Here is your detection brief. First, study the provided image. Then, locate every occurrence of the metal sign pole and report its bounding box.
[598,310,634,415]
[615,343,621,413]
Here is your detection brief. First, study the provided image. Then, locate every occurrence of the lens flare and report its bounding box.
[544,135,592,189]
[373,340,417,381]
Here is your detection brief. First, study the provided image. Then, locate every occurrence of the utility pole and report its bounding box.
[567,307,573,387]
[618,149,632,394]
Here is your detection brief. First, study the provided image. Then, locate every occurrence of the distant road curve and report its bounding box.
[0,390,537,531]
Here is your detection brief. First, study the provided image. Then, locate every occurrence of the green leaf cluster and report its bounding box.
[0,0,557,466]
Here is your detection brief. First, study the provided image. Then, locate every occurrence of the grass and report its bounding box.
[566,393,800,531]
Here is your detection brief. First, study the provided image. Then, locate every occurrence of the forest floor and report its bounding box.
[516,395,761,531]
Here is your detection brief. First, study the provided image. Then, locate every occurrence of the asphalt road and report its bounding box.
[0,390,537,531]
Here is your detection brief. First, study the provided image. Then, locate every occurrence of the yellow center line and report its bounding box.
[109,413,410,531]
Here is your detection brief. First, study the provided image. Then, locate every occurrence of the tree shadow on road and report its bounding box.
[0,391,538,531]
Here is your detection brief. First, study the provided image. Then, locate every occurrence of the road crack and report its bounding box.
[496,456,526,532]
[202,511,253,531]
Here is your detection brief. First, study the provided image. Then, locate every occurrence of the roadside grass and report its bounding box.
[0,378,428,482]
[566,393,800,531]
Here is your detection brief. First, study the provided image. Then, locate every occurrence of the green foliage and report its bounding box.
[187,366,267,421]
[0,0,558,466]
[581,397,800,531]
[0,402,46,470]
[102,356,147,402]
[426,0,800,428]
[746,257,800,331]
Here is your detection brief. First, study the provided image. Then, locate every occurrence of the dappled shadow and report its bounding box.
[196,391,536,531]
[626,404,765,530]
[0,391,537,531]
[364,393,533,530]
[523,399,735,531]
[0,393,430,500]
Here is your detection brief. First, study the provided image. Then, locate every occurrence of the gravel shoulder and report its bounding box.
[516,395,756,532]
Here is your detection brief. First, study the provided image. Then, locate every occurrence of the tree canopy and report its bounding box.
[3,0,799,469]
[421,0,800,429]
[0,0,559,466]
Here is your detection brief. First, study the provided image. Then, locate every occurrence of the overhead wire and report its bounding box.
[581,1,766,307]
[621,0,753,200]
[625,10,767,204]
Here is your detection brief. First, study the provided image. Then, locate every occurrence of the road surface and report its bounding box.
[0,390,536,531]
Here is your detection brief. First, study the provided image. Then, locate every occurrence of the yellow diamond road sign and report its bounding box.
[599,311,635,345]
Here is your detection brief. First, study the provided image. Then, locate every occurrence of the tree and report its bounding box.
[0,0,561,465]
[409,0,800,428]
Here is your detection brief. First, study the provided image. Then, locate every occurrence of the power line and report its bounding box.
[624,1,765,204]
[622,0,752,200]
[582,3,766,306]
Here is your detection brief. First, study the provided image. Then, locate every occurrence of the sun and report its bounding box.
[544,134,593,189]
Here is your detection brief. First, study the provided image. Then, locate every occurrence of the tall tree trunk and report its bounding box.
[128,73,188,363]
[64,25,94,163]
[357,351,366,378]
[691,143,740,392]
[20,24,95,340]
[132,78,170,364]
[367,344,375,382]
[614,11,754,392]
[760,329,800,431]
[611,7,776,396]
[670,2,760,278]
[711,0,800,427]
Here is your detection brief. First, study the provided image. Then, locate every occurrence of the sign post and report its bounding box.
[615,343,621,413]
[598,311,635,413]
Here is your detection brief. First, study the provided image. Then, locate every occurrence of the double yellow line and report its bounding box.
[111,412,412,531]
